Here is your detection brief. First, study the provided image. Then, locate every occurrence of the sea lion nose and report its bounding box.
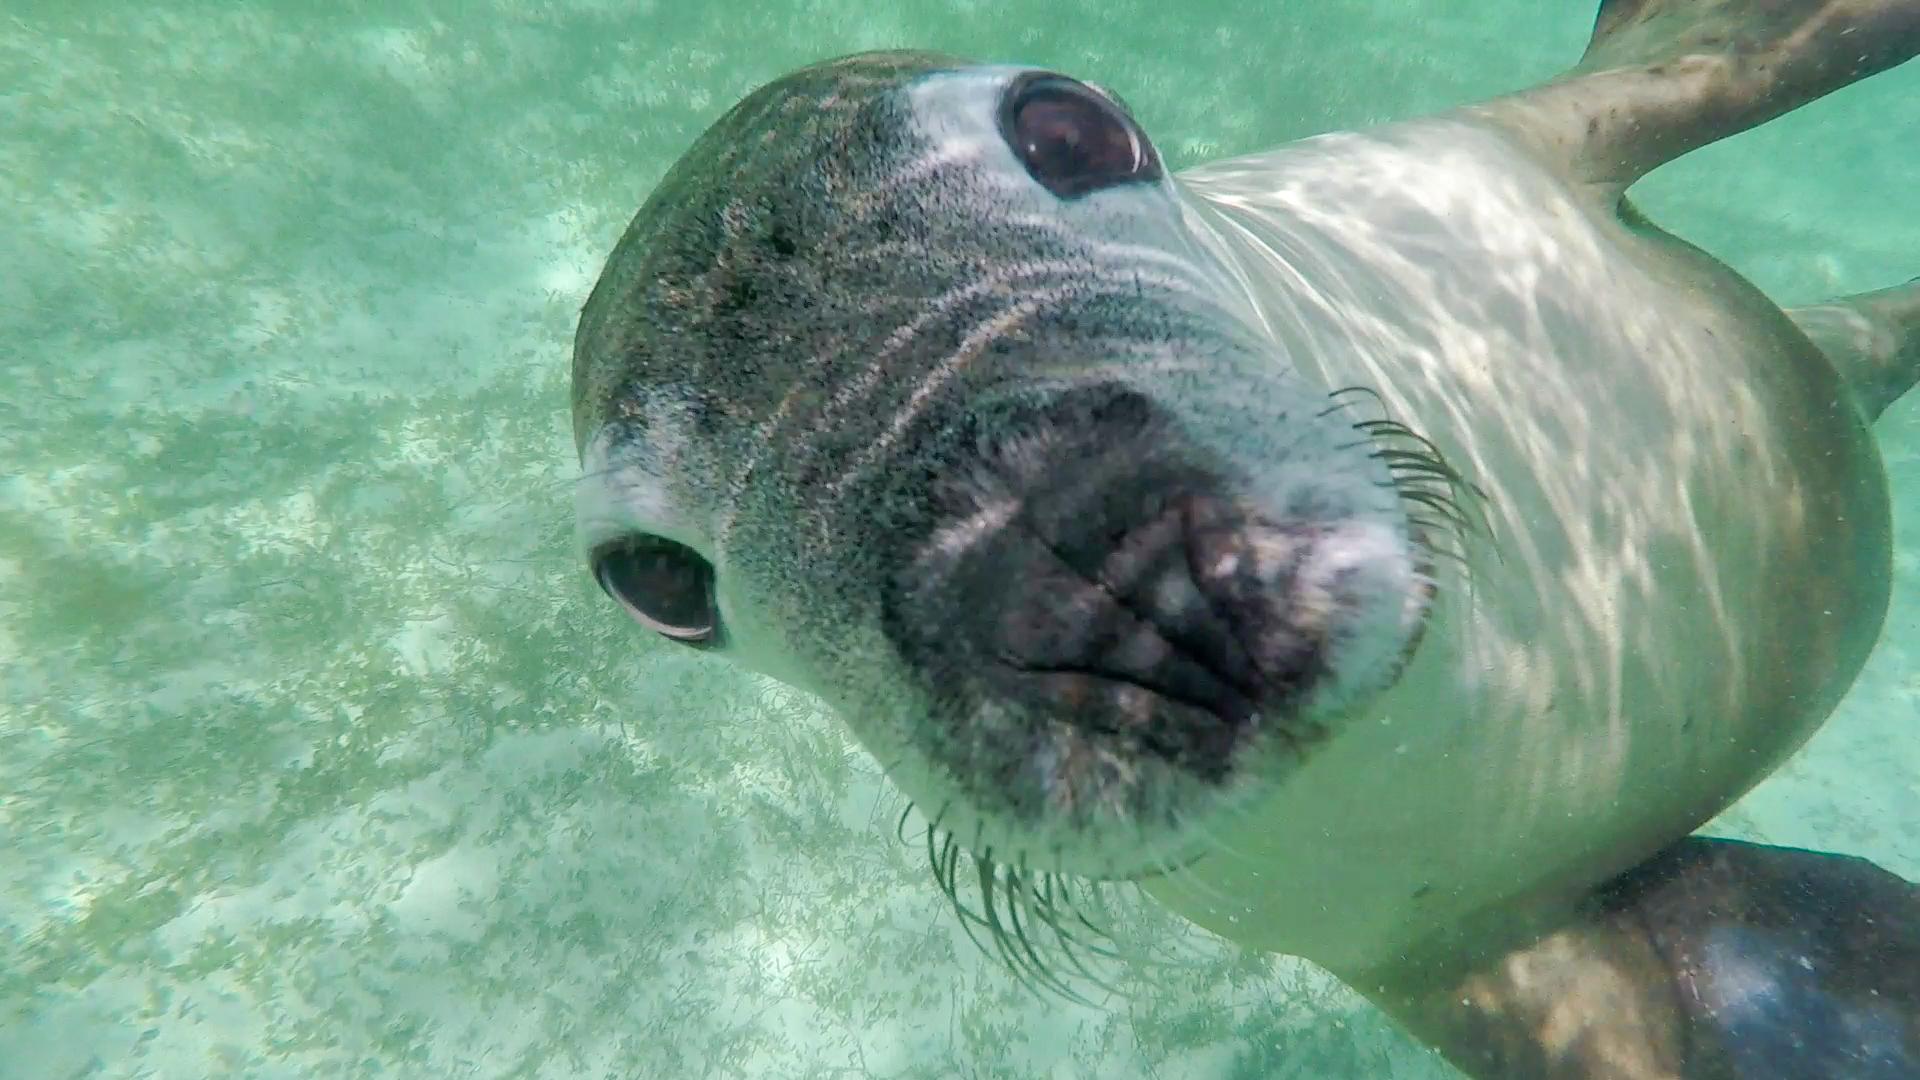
[992,488,1336,731]
[888,382,1423,770]
[970,471,1425,777]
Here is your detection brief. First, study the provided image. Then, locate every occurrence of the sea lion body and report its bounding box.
[573,5,1920,1075]
[1140,116,1888,972]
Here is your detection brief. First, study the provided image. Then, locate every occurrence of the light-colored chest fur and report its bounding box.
[1140,117,1890,973]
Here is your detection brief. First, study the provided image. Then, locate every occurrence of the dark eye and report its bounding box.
[998,73,1162,198]
[590,535,717,644]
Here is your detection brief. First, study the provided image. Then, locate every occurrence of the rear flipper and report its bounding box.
[1791,279,1920,423]
[1367,838,1920,1079]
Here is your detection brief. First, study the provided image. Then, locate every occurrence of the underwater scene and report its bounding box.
[5,2,1919,1077]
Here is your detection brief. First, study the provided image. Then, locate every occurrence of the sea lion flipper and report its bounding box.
[1791,279,1920,423]
[1365,837,1920,1079]
[1476,0,1920,195]
[1596,839,1920,1078]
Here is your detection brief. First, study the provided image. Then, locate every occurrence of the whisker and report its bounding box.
[1329,384,1495,574]
[901,801,1136,1002]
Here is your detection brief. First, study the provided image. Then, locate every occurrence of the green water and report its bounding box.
[3,3,1917,1077]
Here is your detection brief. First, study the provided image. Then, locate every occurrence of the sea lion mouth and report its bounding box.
[878,382,1433,875]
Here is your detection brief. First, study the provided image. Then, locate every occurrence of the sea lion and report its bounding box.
[570,2,1920,1077]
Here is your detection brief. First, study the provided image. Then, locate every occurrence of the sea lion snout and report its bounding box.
[883,382,1429,819]
[971,489,1403,766]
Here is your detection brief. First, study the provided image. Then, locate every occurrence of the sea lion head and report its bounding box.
[573,52,1434,881]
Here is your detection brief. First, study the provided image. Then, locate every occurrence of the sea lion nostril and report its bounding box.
[1097,498,1340,707]
[1186,517,1331,701]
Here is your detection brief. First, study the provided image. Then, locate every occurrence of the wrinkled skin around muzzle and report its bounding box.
[857,370,1430,877]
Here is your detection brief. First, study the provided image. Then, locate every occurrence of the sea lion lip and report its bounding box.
[990,655,1260,741]
[934,668,1307,872]
[1111,847,1207,882]
[983,655,1266,796]
[943,801,1217,885]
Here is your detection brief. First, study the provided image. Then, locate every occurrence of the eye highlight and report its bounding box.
[998,72,1162,199]
[590,535,718,644]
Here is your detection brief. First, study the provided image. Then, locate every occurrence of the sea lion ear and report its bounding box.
[1365,838,1920,1078]
[1473,0,1920,196]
